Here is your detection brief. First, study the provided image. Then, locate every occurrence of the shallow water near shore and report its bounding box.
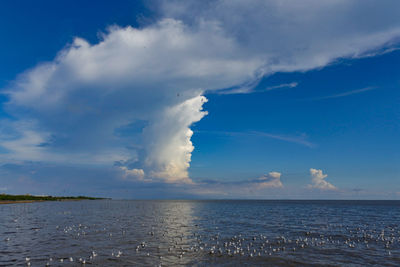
[1,200,400,266]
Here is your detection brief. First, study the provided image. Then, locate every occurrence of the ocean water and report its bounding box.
[1,200,399,266]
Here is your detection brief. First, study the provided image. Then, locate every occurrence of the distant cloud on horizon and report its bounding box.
[308,168,337,191]
[189,171,284,197]
[255,172,284,189]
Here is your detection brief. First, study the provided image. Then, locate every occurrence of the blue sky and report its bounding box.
[0,0,399,199]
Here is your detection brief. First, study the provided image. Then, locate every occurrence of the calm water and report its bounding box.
[1,200,400,266]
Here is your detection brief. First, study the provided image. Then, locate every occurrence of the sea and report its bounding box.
[1,200,399,266]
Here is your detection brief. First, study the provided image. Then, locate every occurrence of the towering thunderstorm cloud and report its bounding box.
[1,0,400,184]
[120,96,207,183]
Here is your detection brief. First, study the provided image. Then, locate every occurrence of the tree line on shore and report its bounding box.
[0,194,107,201]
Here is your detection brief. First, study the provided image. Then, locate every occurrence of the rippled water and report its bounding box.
[1,200,400,266]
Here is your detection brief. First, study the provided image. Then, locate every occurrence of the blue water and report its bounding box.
[1,200,400,266]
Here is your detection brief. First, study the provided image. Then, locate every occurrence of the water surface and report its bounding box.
[1,200,399,266]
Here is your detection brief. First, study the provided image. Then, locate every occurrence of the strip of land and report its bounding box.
[0,194,108,204]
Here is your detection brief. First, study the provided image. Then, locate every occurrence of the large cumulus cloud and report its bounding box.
[2,19,261,183]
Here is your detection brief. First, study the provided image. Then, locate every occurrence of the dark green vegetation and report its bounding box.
[0,194,107,202]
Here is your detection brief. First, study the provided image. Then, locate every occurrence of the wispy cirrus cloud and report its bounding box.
[249,131,315,148]
[197,130,315,148]
[302,86,377,101]
[215,82,298,95]
[262,82,298,92]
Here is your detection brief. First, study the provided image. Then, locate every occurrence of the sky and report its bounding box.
[0,0,399,199]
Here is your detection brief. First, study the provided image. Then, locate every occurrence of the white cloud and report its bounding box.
[308,168,337,191]
[157,0,400,73]
[255,171,283,189]
[120,166,145,181]
[1,1,400,184]
[143,96,207,183]
[0,122,49,161]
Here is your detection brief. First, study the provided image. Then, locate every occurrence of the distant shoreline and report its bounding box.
[0,194,108,205]
[0,200,48,205]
